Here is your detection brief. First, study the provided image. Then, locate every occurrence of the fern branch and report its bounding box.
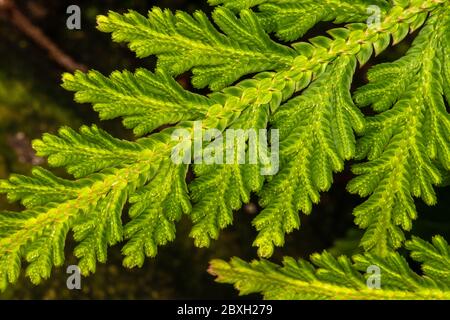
[0,0,447,290]
[210,0,390,41]
[249,0,448,257]
[0,127,176,285]
[190,1,447,255]
[254,55,364,257]
[209,235,450,300]
[61,69,213,135]
[348,7,450,255]
[97,7,296,90]
[189,94,271,247]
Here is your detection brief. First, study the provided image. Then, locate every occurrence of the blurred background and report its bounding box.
[0,0,449,299]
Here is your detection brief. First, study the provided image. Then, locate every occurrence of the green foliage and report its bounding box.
[0,0,449,300]
[189,102,270,248]
[348,8,450,255]
[209,236,450,299]
[210,0,390,41]
[97,7,296,91]
[254,55,364,257]
[0,125,189,284]
[62,70,213,135]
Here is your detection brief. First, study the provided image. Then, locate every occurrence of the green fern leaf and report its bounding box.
[32,125,152,177]
[209,0,390,41]
[348,8,450,255]
[96,8,296,90]
[0,0,448,292]
[62,69,213,136]
[209,235,450,299]
[187,0,440,255]
[0,126,185,287]
[189,101,270,247]
[254,55,364,257]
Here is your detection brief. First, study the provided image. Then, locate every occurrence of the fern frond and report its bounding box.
[189,98,271,247]
[62,69,213,135]
[210,0,390,41]
[0,0,448,291]
[185,0,444,253]
[97,8,296,90]
[406,236,450,282]
[121,161,191,268]
[348,7,450,255]
[32,125,152,178]
[209,235,450,299]
[254,55,364,257]
[0,167,86,208]
[0,126,186,288]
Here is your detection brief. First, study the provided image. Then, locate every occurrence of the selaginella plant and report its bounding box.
[1,0,450,299]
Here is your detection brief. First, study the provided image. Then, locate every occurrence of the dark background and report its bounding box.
[0,0,448,299]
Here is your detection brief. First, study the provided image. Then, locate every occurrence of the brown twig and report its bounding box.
[0,0,87,72]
